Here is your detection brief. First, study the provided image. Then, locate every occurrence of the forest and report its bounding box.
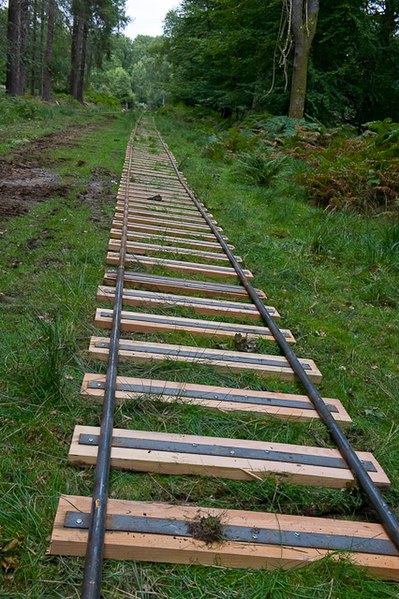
[1,0,399,125]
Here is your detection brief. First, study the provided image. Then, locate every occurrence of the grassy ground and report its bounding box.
[0,105,398,598]
[0,94,120,154]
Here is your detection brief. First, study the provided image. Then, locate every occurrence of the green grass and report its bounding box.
[0,107,398,597]
[0,93,121,154]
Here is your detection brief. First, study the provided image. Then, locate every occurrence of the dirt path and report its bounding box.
[0,123,99,221]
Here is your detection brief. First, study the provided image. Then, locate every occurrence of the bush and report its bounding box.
[84,91,120,108]
[0,95,54,124]
[232,150,290,186]
[201,135,227,161]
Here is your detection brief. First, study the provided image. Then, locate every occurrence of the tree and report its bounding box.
[6,0,29,95]
[163,0,283,115]
[105,65,134,104]
[288,0,320,118]
[42,0,55,100]
[69,0,89,101]
[0,5,8,84]
[69,0,127,102]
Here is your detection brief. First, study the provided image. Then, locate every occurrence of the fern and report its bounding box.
[233,151,290,186]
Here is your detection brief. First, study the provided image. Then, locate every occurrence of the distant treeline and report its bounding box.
[0,0,171,106]
[1,1,399,124]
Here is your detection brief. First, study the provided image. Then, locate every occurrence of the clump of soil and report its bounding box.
[187,513,224,544]
[234,332,259,352]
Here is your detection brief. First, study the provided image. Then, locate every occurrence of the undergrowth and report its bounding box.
[160,105,399,214]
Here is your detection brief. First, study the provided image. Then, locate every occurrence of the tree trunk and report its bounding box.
[30,0,38,95]
[289,39,310,119]
[42,0,55,101]
[70,14,84,99]
[76,20,88,102]
[6,0,30,96]
[288,0,319,119]
[69,0,91,102]
[17,0,29,95]
[39,0,45,94]
[6,0,21,95]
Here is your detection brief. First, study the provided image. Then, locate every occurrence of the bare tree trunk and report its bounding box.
[42,0,55,101]
[30,0,38,95]
[76,20,88,102]
[17,0,29,95]
[69,15,78,97]
[288,0,319,119]
[39,0,45,95]
[6,0,30,96]
[70,14,84,99]
[6,0,20,95]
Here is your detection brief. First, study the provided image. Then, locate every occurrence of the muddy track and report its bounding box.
[0,122,108,222]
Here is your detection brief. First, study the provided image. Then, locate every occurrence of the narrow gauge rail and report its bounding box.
[48,117,399,597]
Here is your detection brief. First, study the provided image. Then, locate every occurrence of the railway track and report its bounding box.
[48,117,399,596]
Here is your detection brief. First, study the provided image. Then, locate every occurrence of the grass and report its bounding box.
[0,93,120,154]
[0,105,398,597]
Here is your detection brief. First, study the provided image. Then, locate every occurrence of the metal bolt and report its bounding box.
[76,518,83,525]
[252,534,258,539]
[192,443,197,447]
[88,437,94,443]
[294,532,300,537]
[230,450,235,455]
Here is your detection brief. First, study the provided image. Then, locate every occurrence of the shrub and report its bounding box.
[84,90,120,108]
[232,150,290,186]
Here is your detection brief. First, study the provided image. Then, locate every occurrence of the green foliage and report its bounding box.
[201,134,227,161]
[311,1,399,124]
[366,118,399,158]
[90,35,170,108]
[163,0,283,114]
[233,150,291,186]
[0,95,77,125]
[102,66,135,105]
[162,0,399,124]
[84,90,120,108]
[295,129,399,212]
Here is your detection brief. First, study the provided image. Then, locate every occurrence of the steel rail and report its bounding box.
[154,121,399,551]
[81,117,142,599]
